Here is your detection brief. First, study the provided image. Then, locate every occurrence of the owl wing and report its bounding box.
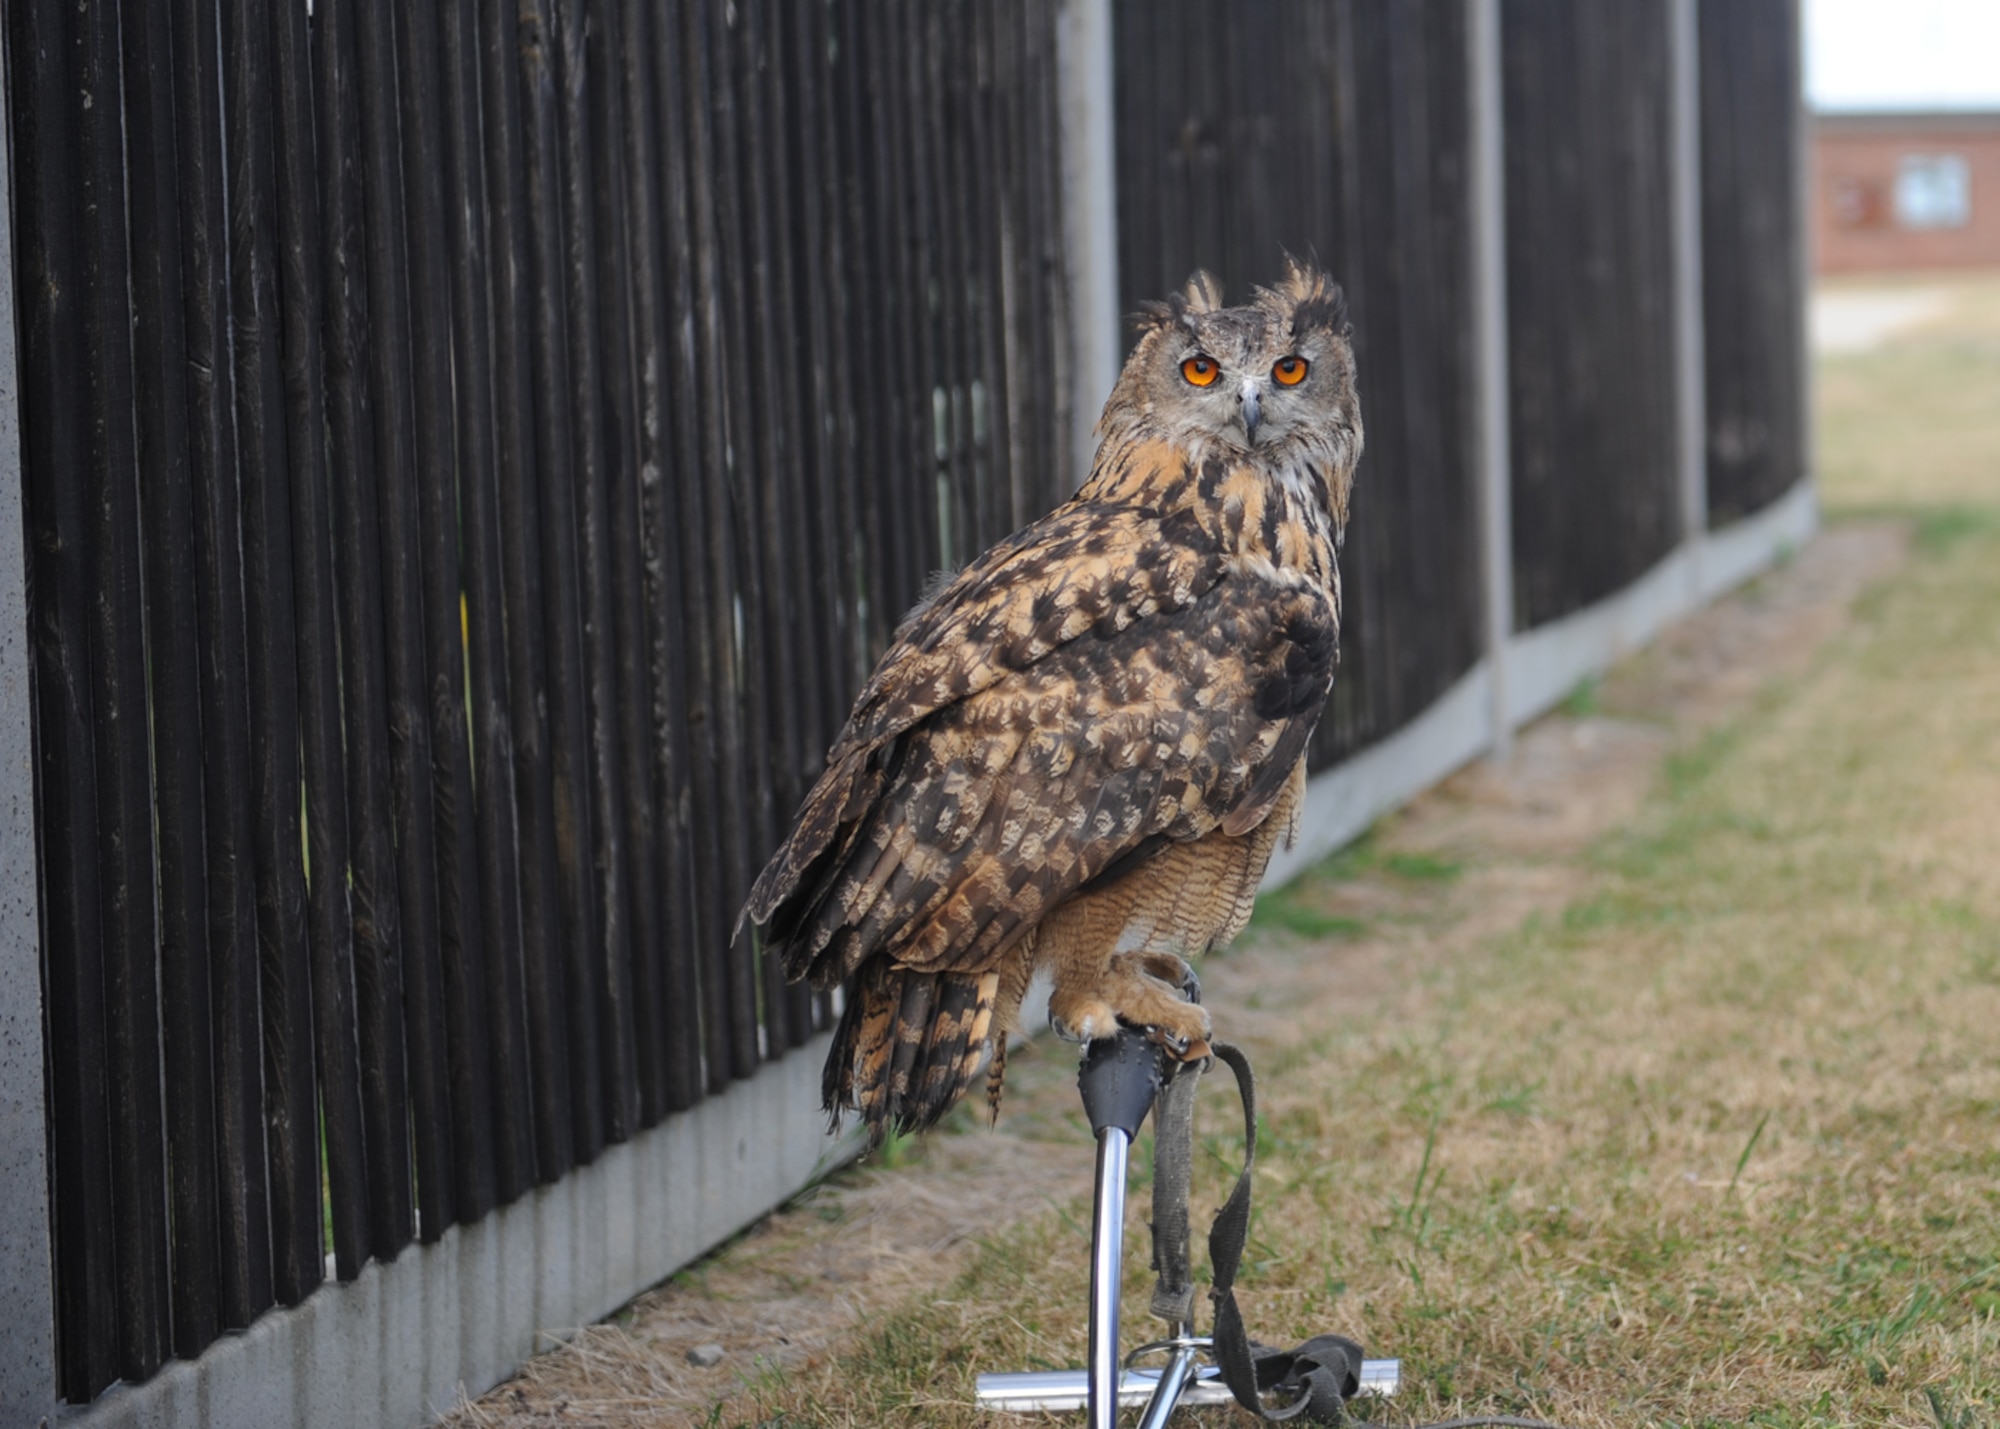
[830,488,1230,763]
[743,498,1338,984]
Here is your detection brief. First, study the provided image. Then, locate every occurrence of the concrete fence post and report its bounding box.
[1669,0,1711,589]
[0,44,59,1421]
[1468,0,1516,759]
[1056,0,1121,490]
[1790,0,1814,493]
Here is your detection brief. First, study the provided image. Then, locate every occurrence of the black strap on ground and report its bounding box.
[1149,1040,1567,1429]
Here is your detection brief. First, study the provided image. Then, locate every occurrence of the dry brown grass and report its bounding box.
[1817,268,2000,513]
[448,279,2000,1427]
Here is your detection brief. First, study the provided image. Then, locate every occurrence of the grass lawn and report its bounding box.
[455,274,2000,1428]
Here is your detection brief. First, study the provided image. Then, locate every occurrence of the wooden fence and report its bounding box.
[0,0,1805,1422]
[6,0,1067,1402]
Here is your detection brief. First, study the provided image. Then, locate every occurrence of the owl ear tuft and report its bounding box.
[1180,270,1224,314]
[1130,269,1222,337]
[1261,254,1348,341]
[1130,295,1186,335]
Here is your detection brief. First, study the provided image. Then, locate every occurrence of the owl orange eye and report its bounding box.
[1181,355,1220,387]
[1272,356,1309,386]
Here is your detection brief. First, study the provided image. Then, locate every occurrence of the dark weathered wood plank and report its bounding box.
[388,0,476,1239]
[271,0,376,1279]
[677,0,761,1085]
[517,0,607,1160]
[609,0,684,1122]
[12,0,123,1390]
[440,0,520,1212]
[555,0,641,1143]
[120,0,224,1358]
[181,0,343,1314]
[650,0,734,1102]
[170,0,276,1332]
[480,0,575,1186]
[74,0,174,1378]
[312,0,417,1267]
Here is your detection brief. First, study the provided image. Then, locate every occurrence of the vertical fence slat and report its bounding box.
[609,0,684,1122]
[440,0,522,1212]
[877,2,936,619]
[314,0,420,1264]
[272,0,377,1280]
[518,0,606,1160]
[651,0,736,1100]
[483,0,576,1181]
[586,0,667,1128]
[556,0,640,1142]
[221,0,323,1306]
[747,0,824,1044]
[790,1,864,710]
[831,0,894,668]
[729,0,804,1057]
[702,0,784,1067]
[13,0,122,1392]
[120,0,224,1361]
[76,0,173,1378]
[171,0,276,1332]
[678,0,760,1085]
[345,0,457,1251]
[389,0,475,1238]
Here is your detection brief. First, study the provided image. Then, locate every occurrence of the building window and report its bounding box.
[1894,153,1971,230]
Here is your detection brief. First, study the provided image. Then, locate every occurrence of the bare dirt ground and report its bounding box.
[444,521,1909,1428]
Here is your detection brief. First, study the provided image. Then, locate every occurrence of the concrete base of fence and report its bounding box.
[1272,475,1815,892]
[1507,476,1816,728]
[1265,662,1497,890]
[56,1036,853,1429]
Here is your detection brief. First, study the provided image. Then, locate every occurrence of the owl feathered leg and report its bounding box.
[824,962,1000,1143]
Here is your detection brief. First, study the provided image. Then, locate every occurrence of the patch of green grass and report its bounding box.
[1913,504,2000,553]
[1563,674,1603,718]
[1249,832,1459,940]
[1248,893,1369,940]
[1381,850,1463,883]
[873,1122,921,1171]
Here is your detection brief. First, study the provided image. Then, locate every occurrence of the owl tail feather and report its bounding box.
[823,963,999,1144]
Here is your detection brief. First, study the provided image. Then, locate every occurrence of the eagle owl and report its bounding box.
[742,259,1361,1141]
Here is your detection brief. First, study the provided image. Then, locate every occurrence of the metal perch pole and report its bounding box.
[975,1025,1401,1421]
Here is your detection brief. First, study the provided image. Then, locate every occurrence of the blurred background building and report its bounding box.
[1813,111,2000,272]
[1806,0,2000,273]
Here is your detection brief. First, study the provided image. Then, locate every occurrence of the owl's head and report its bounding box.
[1105,258,1361,481]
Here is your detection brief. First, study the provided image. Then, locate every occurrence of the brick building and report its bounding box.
[1812,110,2000,272]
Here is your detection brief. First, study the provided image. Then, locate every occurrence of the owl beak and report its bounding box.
[1238,380,1263,445]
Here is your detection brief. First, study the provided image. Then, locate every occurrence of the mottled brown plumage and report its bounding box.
[742,259,1363,1141]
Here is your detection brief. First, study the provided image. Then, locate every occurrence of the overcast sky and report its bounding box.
[1806,0,2000,111]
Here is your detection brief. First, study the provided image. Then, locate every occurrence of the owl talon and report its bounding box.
[1048,957,1211,1059]
[1140,1023,1211,1062]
